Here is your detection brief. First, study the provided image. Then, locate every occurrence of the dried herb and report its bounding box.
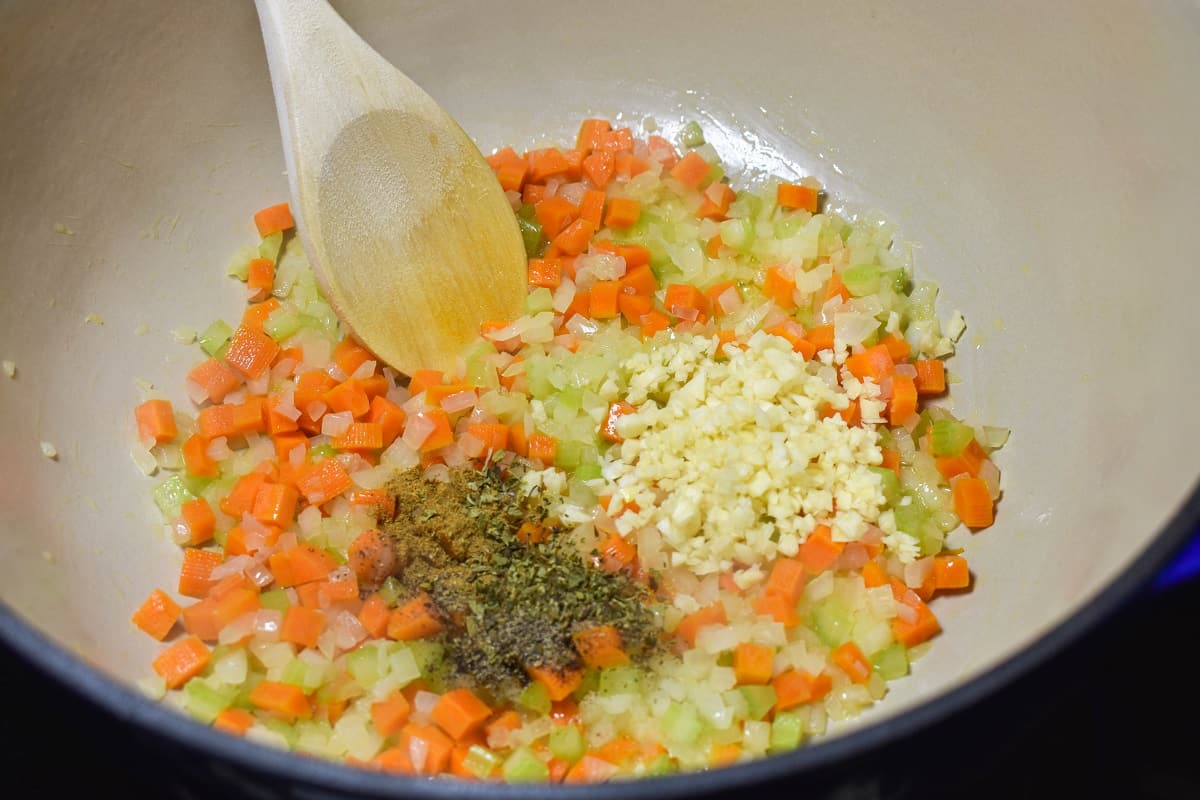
[379,465,658,698]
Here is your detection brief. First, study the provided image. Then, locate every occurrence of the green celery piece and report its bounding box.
[525,287,554,315]
[869,466,902,506]
[773,215,807,239]
[598,666,640,696]
[308,444,337,462]
[662,701,704,746]
[644,754,677,776]
[463,745,502,780]
[198,320,233,356]
[263,307,303,341]
[549,724,586,763]
[574,463,603,481]
[407,640,446,677]
[502,746,550,783]
[769,711,805,753]
[871,642,910,680]
[259,588,291,612]
[345,643,385,688]
[183,678,236,724]
[738,685,778,721]
[378,576,403,607]
[258,231,283,263]
[841,263,882,297]
[718,217,755,251]
[280,658,308,689]
[930,419,976,457]
[893,498,928,537]
[264,717,299,749]
[227,245,257,280]
[554,439,585,470]
[153,475,196,520]
[678,120,705,148]
[810,599,854,648]
[518,680,551,715]
[518,215,546,259]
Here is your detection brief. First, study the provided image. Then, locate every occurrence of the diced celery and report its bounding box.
[345,643,386,688]
[662,701,704,746]
[378,576,403,607]
[893,498,927,537]
[930,419,975,457]
[264,717,299,749]
[502,746,550,783]
[574,463,603,481]
[810,599,854,648]
[704,163,725,187]
[308,444,337,462]
[518,680,551,715]
[181,474,214,498]
[227,245,257,280]
[549,724,586,763]
[406,640,445,676]
[183,678,236,724]
[773,214,808,240]
[259,231,283,263]
[259,588,291,612]
[573,669,600,700]
[644,754,677,776]
[281,658,308,689]
[678,120,705,148]
[518,215,546,259]
[769,711,805,753]
[464,744,502,780]
[525,287,555,316]
[841,263,882,297]
[524,355,554,399]
[718,217,755,251]
[871,642,910,681]
[598,666,640,696]
[738,685,778,721]
[153,475,196,519]
[869,466,901,506]
[554,439,586,470]
[386,646,422,687]
[264,307,304,341]
[198,319,233,356]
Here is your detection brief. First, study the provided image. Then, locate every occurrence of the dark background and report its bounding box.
[3,569,1198,798]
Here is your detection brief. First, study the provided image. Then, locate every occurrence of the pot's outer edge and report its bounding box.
[2,477,1197,799]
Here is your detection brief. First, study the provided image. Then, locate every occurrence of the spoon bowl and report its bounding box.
[255,0,526,376]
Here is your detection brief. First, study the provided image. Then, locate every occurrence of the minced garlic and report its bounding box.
[602,330,890,575]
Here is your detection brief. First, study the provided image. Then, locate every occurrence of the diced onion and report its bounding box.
[206,437,233,461]
[904,556,935,589]
[979,458,1002,499]
[321,411,353,437]
[210,554,254,581]
[402,415,434,450]
[440,390,477,413]
[351,360,377,381]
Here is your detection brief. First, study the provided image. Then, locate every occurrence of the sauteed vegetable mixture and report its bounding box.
[130,117,1005,782]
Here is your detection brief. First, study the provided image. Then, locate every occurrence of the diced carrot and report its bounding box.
[934,554,971,590]
[617,293,653,324]
[371,691,412,738]
[831,641,872,684]
[663,283,709,322]
[614,152,650,180]
[246,257,275,300]
[552,218,596,256]
[572,625,630,670]
[249,680,312,721]
[733,642,775,685]
[618,263,657,296]
[891,593,941,647]
[526,664,584,702]
[131,588,182,641]
[527,258,563,289]
[214,708,255,736]
[594,240,651,269]
[710,742,743,768]
[763,265,797,309]
[408,408,453,453]
[597,533,637,573]
[135,399,177,445]
[324,378,370,418]
[705,234,724,258]
[527,434,557,464]
[646,134,680,167]
[466,423,509,455]
[288,543,338,585]
[579,189,605,228]
[640,310,671,338]
[805,324,835,352]
[484,709,522,745]
[535,196,579,240]
[432,688,493,741]
[178,548,224,598]
[358,593,392,639]
[935,439,988,480]
[398,722,454,775]
[776,183,820,212]
[281,605,326,649]
[251,482,298,527]
[220,472,267,517]
[752,591,799,627]
[179,497,216,546]
[330,339,371,379]
[798,525,843,575]
[588,280,621,320]
[604,197,641,228]
[582,149,615,188]
[773,669,832,711]
[563,148,585,181]
[914,359,946,395]
[862,560,890,588]
[528,148,571,183]
[373,746,415,774]
[297,457,354,505]
[331,421,384,452]
[675,603,727,647]
[241,297,281,331]
[272,432,308,467]
[223,523,282,558]
[228,396,266,434]
[487,147,527,192]
[522,183,546,205]
[600,401,636,444]
[704,280,739,316]
[601,127,634,154]
[696,182,736,220]
[880,333,911,362]
[824,271,850,303]
[844,344,896,381]
[265,396,300,436]
[880,448,901,478]
[387,593,443,641]
[889,374,919,426]
[763,557,806,605]
[576,118,612,153]
[224,324,280,380]
[515,520,552,545]
[670,151,710,190]
[253,202,295,237]
[953,476,995,529]
[367,395,406,447]
[407,369,443,396]
[186,357,243,407]
[152,635,211,689]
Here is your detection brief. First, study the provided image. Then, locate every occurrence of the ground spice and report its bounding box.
[379,465,658,698]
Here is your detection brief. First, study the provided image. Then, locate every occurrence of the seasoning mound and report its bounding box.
[381,465,658,697]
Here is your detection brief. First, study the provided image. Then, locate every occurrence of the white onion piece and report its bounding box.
[413,691,441,718]
[423,464,450,483]
[210,555,254,581]
[904,556,935,589]
[565,314,599,338]
[894,602,918,624]
[206,436,233,461]
[504,189,521,211]
[321,411,353,437]
[381,439,420,470]
[331,610,368,651]
[457,432,485,459]
[185,379,209,406]
[979,458,1002,499]
[218,612,257,645]
[131,445,158,476]
[305,400,327,421]
[717,286,743,314]
[893,363,918,378]
[672,305,699,322]
[351,359,377,381]
[297,505,323,538]
[402,415,434,450]
[224,387,248,406]
[247,562,274,588]
[245,372,270,396]
[552,278,577,313]
[557,181,587,206]
[288,441,306,468]
[325,364,349,382]
[409,736,430,774]
[252,610,280,640]
[440,390,477,414]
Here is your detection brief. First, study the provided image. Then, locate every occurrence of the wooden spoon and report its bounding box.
[254,0,526,376]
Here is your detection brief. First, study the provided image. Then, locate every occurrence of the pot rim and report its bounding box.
[3,477,1197,798]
